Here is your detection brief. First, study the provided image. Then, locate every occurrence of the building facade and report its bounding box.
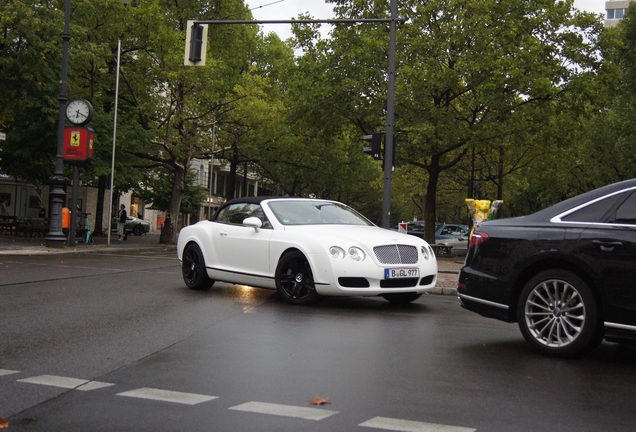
[606,0,633,26]
[189,157,274,224]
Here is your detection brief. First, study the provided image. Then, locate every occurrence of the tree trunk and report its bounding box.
[423,159,441,244]
[94,175,106,235]
[159,166,185,244]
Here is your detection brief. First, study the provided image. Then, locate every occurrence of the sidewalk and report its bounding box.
[0,231,174,255]
[0,231,461,294]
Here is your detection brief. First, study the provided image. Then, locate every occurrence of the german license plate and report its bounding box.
[385,268,420,279]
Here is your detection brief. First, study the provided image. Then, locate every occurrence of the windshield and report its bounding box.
[268,201,373,226]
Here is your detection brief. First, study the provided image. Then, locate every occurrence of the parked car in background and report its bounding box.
[400,221,425,237]
[434,223,469,256]
[177,197,438,305]
[458,179,636,357]
[111,215,150,236]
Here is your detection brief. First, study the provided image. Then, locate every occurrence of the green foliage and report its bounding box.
[135,168,207,214]
[0,0,62,182]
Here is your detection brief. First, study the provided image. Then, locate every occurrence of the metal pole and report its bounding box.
[45,0,71,247]
[69,165,79,246]
[107,39,122,246]
[207,121,215,217]
[381,0,398,229]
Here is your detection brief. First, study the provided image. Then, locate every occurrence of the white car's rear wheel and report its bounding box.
[182,243,215,291]
[275,251,320,305]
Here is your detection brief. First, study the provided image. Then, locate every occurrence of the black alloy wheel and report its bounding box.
[182,243,215,290]
[517,270,603,357]
[275,251,320,305]
[133,224,145,236]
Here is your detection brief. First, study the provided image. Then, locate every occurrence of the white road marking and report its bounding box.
[77,381,115,391]
[359,417,476,432]
[116,387,217,405]
[17,375,88,389]
[0,369,20,376]
[229,401,339,421]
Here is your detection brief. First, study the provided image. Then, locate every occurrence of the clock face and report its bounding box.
[66,99,93,125]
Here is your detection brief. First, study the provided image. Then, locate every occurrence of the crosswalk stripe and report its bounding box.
[17,375,88,389]
[229,401,338,421]
[359,417,476,432]
[0,369,20,376]
[77,381,116,391]
[116,387,217,405]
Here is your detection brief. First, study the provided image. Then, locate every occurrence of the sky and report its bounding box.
[245,0,607,41]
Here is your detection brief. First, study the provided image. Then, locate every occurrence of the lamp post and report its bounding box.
[45,0,72,248]
[107,0,132,246]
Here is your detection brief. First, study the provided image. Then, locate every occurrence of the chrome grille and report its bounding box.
[373,245,418,264]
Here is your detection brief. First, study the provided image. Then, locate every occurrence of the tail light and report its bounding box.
[470,232,489,248]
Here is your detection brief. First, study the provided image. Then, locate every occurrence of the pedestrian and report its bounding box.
[0,199,8,220]
[117,204,128,241]
[38,204,46,218]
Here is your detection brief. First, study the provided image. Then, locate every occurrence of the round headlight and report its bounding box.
[348,246,366,262]
[329,246,346,259]
[421,245,430,260]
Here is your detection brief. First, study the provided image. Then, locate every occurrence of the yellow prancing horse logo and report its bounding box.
[71,131,81,146]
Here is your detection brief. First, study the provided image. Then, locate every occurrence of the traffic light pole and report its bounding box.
[382,0,398,229]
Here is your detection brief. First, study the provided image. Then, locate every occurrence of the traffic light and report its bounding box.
[184,21,208,66]
[363,132,383,160]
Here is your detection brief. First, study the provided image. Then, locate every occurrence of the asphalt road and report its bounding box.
[1,250,635,431]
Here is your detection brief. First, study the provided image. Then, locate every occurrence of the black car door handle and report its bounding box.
[592,240,623,251]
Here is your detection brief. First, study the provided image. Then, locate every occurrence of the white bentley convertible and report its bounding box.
[177,197,438,305]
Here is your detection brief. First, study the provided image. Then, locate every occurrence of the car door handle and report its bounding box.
[592,240,622,251]
[220,231,228,236]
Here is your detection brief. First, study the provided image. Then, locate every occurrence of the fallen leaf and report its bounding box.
[0,416,8,428]
[308,396,330,405]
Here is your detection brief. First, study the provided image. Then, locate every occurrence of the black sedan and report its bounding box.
[458,179,636,357]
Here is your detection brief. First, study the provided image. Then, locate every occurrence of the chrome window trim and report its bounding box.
[458,293,509,310]
[550,186,636,226]
[605,322,636,332]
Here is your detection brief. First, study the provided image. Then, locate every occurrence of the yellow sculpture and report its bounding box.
[465,199,503,235]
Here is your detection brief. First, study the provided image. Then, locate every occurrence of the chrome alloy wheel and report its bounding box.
[524,278,585,348]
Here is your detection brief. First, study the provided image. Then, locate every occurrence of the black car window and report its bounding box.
[561,193,624,223]
[613,191,636,225]
[216,203,272,228]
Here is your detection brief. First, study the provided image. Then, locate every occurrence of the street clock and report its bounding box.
[65,99,94,126]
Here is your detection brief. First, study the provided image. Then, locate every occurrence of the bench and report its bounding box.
[14,218,48,237]
[0,216,16,235]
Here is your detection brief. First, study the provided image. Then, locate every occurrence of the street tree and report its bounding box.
[300,0,607,241]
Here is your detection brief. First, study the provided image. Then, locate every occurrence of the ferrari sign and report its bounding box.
[63,127,94,164]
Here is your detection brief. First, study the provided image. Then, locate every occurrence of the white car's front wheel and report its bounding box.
[275,251,320,305]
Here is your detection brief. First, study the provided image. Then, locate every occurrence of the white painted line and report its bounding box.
[77,381,116,391]
[0,369,20,377]
[359,416,476,432]
[116,387,217,405]
[229,401,338,421]
[17,375,88,389]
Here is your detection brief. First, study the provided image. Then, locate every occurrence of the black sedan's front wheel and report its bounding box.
[275,251,320,305]
[182,243,215,291]
[517,270,603,357]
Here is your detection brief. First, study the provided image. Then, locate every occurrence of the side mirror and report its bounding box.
[243,216,263,231]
